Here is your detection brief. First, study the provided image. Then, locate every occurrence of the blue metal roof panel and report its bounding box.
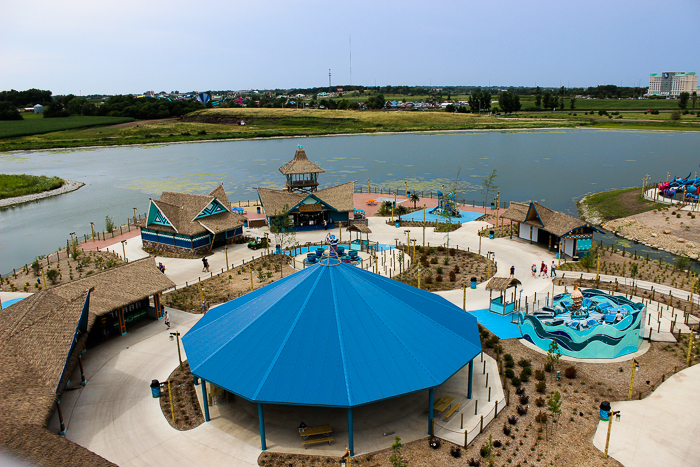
[183,262,482,408]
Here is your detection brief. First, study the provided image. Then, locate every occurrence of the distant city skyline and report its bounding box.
[1,0,698,96]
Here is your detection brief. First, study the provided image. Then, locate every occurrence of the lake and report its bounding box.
[2,129,699,271]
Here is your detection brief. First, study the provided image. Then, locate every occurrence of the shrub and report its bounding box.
[515,387,526,395]
[46,269,60,285]
[468,458,481,466]
[421,253,428,262]
[544,362,553,372]
[651,109,659,115]
[536,381,547,393]
[480,444,490,458]
[492,440,502,448]
[519,371,530,383]
[436,267,443,274]
[449,271,456,282]
[507,415,518,425]
[521,366,533,377]
[517,359,531,368]
[505,359,515,368]
[453,265,460,273]
[519,395,529,405]
[516,405,528,416]
[534,370,545,381]
[503,354,514,362]
[564,366,577,379]
[535,397,545,407]
[450,446,462,458]
[511,376,521,387]
[535,411,548,424]
[503,424,511,436]
[435,274,443,282]
[425,277,433,285]
[505,368,515,379]
[430,257,438,264]
[449,248,456,256]
[486,335,500,348]
[437,246,445,252]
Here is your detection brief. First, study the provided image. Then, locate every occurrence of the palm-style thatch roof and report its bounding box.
[500,201,590,237]
[141,184,245,236]
[49,257,175,318]
[278,146,325,175]
[485,277,522,291]
[257,181,355,216]
[346,223,372,234]
[0,289,116,466]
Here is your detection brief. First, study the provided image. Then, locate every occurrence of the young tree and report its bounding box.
[481,169,498,207]
[269,204,298,250]
[542,92,552,110]
[569,96,576,110]
[548,391,562,422]
[498,91,521,114]
[390,436,408,467]
[679,92,690,110]
[546,340,561,371]
[558,95,565,110]
[692,91,698,109]
[468,91,482,113]
[0,101,22,120]
[534,86,542,108]
[480,91,492,111]
[105,215,115,233]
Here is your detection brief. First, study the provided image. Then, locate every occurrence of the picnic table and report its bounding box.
[432,395,455,414]
[299,425,334,448]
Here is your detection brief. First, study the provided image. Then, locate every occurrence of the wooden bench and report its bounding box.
[302,437,334,448]
[443,403,461,420]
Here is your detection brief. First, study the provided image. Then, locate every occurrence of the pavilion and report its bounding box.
[182,258,482,455]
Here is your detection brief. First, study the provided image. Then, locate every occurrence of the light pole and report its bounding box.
[404,230,410,259]
[604,410,621,458]
[627,358,639,399]
[264,232,269,255]
[169,331,183,370]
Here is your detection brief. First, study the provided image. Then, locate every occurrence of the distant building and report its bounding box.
[648,72,697,97]
[33,104,43,114]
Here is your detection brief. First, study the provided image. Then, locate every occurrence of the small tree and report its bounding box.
[31,258,41,276]
[410,193,420,208]
[105,215,115,233]
[269,204,298,250]
[569,96,576,110]
[692,91,698,109]
[46,269,60,285]
[390,436,408,467]
[548,391,562,422]
[481,169,498,207]
[670,110,681,121]
[546,340,561,371]
[630,263,639,287]
[679,92,690,110]
[69,238,81,260]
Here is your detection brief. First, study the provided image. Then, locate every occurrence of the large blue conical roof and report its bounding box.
[183,262,481,408]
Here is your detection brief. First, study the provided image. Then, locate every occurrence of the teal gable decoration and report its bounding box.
[195,199,228,220]
[148,202,173,227]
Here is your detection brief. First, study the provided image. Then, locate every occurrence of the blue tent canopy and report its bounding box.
[183,262,482,409]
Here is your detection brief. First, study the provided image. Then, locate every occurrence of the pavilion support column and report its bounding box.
[57,398,66,435]
[78,354,86,386]
[468,359,474,399]
[258,403,267,451]
[348,407,354,456]
[428,388,434,436]
[201,379,210,422]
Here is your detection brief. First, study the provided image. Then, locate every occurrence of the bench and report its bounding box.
[443,403,461,420]
[302,437,334,448]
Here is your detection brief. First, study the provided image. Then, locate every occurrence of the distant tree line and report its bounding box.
[0,88,53,107]
[44,95,204,119]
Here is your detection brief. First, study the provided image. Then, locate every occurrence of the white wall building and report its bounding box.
[648,72,697,97]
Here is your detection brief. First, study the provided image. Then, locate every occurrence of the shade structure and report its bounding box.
[183,261,482,408]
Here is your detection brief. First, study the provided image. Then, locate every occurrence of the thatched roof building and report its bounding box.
[139,184,245,255]
[279,145,325,193]
[500,201,598,258]
[0,289,116,466]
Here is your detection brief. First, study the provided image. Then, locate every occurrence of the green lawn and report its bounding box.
[0,174,65,200]
[0,115,135,138]
[580,186,666,222]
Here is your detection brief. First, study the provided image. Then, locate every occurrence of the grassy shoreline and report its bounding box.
[577,186,666,224]
[0,174,65,200]
[1,108,699,152]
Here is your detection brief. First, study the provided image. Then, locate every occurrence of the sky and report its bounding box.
[1,0,699,95]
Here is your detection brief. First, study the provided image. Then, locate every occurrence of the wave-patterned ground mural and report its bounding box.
[518,289,646,359]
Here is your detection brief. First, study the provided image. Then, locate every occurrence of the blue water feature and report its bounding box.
[401,208,483,224]
[518,289,646,359]
[2,297,27,307]
[466,308,523,340]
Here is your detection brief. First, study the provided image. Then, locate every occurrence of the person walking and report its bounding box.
[323,219,327,230]
[201,257,207,272]
[542,263,548,278]
[510,265,515,278]
[540,261,546,277]
[551,261,557,278]
[531,264,537,278]
[164,311,170,329]
[204,257,210,272]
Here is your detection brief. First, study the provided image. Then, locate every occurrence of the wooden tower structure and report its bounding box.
[279,145,325,193]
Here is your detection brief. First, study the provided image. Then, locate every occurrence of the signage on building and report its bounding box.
[299,203,322,212]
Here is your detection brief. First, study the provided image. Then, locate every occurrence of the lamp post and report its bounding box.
[627,358,639,399]
[264,232,269,255]
[121,240,128,262]
[404,230,410,259]
[604,410,621,458]
[169,331,183,370]
[417,266,421,290]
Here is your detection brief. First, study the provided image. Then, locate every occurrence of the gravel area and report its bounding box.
[0,179,84,208]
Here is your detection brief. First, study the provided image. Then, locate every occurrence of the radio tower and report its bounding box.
[329,69,332,93]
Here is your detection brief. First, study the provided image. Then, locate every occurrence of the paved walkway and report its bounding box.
[592,363,700,466]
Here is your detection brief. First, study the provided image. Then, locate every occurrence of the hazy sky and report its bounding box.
[1,0,698,95]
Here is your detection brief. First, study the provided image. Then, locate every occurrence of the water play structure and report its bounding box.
[428,190,463,219]
[658,172,700,201]
[518,287,646,359]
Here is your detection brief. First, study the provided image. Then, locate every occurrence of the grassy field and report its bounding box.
[2,106,700,152]
[579,186,666,222]
[0,115,135,139]
[0,174,64,199]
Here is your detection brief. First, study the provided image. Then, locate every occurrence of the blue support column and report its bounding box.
[201,380,210,422]
[428,388,434,436]
[348,408,354,456]
[468,358,474,399]
[258,403,267,451]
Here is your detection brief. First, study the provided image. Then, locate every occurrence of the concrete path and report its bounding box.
[592,363,700,466]
[51,308,260,467]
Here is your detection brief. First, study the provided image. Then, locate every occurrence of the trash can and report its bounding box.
[395,221,400,228]
[489,230,495,240]
[256,206,261,214]
[150,379,161,398]
[470,277,477,289]
[276,244,281,254]
[600,401,611,421]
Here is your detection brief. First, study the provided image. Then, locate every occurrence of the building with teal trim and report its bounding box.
[139,184,245,255]
[501,201,599,258]
[257,146,355,231]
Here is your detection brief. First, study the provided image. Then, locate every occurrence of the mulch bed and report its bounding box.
[159,360,205,431]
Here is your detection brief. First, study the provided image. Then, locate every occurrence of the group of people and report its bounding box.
[531,261,556,278]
